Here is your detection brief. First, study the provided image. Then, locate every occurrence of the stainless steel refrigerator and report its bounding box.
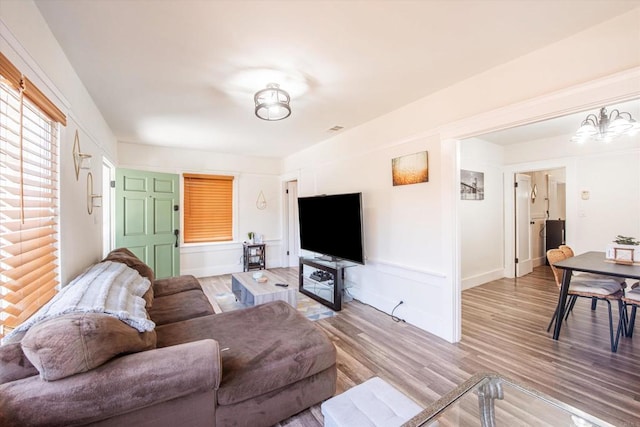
[545,219,566,265]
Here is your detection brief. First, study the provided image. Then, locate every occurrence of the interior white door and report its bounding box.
[102,157,115,257]
[547,175,559,219]
[285,181,300,267]
[515,173,533,277]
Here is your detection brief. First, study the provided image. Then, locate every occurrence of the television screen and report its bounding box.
[297,192,365,264]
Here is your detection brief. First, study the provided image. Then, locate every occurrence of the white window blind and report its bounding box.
[0,53,64,338]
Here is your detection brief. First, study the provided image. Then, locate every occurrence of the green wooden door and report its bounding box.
[115,169,180,279]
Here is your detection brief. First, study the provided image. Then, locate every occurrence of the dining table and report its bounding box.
[551,251,640,341]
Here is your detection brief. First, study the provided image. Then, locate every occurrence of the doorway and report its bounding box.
[115,168,180,278]
[514,173,533,277]
[102,157,115,257]
[283,180,300,267]
[514,168,566,275]
[458,141,570,288]
[449,74,638,342]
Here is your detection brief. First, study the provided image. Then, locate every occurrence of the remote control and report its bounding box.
[275,283,289,287]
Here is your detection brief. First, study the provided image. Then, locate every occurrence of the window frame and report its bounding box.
[182,172,237,245]
[0,52,65,338]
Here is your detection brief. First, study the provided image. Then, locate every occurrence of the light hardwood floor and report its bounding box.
[200,266,640,427]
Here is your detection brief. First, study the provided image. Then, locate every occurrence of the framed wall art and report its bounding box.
[461,169,484,200]
[391,151,428,186]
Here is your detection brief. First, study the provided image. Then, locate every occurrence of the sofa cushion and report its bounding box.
[155,315,216,348]
[153,275,202,297]
[103,248,155,308]
[155,301,336,406]
[0,340,220,427]
[0,342,38,384]
[149,290,214,326]
[21,313,157,381]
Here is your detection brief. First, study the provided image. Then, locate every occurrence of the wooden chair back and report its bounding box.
[546,249,567,288]
[559,245,575,258]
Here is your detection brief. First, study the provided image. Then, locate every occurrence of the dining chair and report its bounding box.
[546,248,625,352]
[618,285,640,339]
[557,245,626,314]
[612,285,639,351]
[559,246,626,285]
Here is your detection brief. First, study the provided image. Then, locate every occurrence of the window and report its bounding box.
[183,173,233,243]
[0,53,66,338]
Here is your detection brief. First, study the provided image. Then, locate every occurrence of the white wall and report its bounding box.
[1,1,118,284]
[458,143,573,283]
[460,139,504,289]
[290,133,455,338]
[118,142,283,277]
[461,127,638,286]
[283,9,640,342]
[504,133,640,255]
[5,1,639,342]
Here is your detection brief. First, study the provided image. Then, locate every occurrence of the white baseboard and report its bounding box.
[462,268,504,290]
[181,264,244,278]
[533,256,546,267]
[348,284,452,342]
[182,260,286,278]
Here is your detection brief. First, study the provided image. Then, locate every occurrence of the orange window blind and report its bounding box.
[1,53,65,338]
[183,173,233,243]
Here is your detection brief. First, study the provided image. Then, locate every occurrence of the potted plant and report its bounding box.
[247,232,254,244]
[606,235,639,265]
[613,235,640,246]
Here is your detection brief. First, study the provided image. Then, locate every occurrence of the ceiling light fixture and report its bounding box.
[572,106,639,143]
[254,83,291,121]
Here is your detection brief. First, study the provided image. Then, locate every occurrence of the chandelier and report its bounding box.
[254,83,291,121]
[572,106,639,143]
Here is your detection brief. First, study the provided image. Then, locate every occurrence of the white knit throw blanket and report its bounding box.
[6,261,154,340]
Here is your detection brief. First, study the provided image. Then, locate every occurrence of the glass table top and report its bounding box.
[404,373,614,427]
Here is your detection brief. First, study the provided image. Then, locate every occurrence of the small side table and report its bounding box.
[243,243,265,271]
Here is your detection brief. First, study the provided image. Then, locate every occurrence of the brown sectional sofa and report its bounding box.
[0,249,337,426]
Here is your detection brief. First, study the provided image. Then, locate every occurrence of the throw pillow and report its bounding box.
[21,313,156,381]
[0,342,39,384]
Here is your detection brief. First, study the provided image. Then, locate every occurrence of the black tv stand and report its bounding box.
[316,255,340,262]
[310,270,333,282]
[299,257,358,311]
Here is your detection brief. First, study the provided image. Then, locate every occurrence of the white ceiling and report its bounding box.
[477,99,640,145]
[34,0,640,158]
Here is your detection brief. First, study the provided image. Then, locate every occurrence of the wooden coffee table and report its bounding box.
[231,270,297,308]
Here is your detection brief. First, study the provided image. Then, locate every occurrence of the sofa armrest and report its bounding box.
[0,339,221,427]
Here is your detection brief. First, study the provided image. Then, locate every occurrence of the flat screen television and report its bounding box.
[297,192,365,264]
